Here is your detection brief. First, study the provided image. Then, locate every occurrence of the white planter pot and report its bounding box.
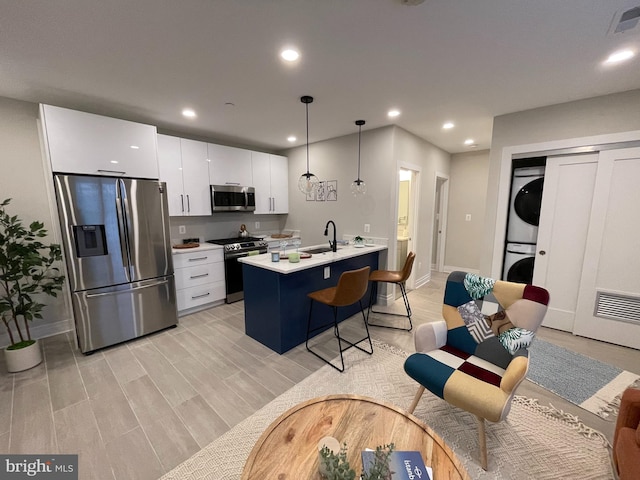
[4,340,43,373]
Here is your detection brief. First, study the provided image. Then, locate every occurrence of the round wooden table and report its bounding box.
[241,394,470,480]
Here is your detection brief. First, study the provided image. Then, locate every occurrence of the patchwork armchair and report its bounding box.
[404,271,549,469]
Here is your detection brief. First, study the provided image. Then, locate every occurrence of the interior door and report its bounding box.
[532,153,598,332]
[573,147,640,349]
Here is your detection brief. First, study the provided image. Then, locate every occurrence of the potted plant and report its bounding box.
[0,198,65,372]
[318,441,395,480]
[354,236,364,246]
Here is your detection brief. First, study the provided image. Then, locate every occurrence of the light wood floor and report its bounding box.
[1,271,638,480]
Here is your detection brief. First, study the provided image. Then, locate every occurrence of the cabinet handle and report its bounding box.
[180,194,185,213]
[272,197,276,212]
[225,182,240,185]
[191,292,211,299]
[189,273,209,279]
[188,256,208,262]
[186,194,191,212]
[97,169,126,175]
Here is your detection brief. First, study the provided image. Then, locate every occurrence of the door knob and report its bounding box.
[539,250,546,255]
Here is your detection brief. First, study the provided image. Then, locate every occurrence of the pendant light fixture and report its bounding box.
[298,95,319,195]
[350,120,367,196]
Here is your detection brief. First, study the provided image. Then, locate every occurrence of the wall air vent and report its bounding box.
[608,5,640,36]
[594,291,640,325]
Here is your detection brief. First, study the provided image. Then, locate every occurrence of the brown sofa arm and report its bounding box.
[616,388,640,431]
[613,387,640,474]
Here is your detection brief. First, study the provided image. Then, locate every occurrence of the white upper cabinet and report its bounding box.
[251,151,289,214]
[207,143,253,186]
[157,135,184,216]
[180,139,211,216]
[157,134,211,216]
[40,104,159,179]
[269,154,289,214]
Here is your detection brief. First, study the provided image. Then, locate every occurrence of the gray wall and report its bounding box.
[0,97,71,346]
[481,88,640,275]
[284,125,450,285]
[445,149,490,271]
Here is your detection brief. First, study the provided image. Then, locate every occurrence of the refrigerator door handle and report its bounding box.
[115,180,132,282]
[85,279,169,298]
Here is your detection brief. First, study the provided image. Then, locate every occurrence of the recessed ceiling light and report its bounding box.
[287,135,297,142]
[182,108,196,118]
[604,49,635,64]
[110,160,119,164]
[388,109,401,118]
[130,145,139,149]
[280,49,300,62]
[464,139,475,145]
[443,122,454,129]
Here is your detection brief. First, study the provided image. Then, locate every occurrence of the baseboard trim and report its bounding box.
[443,265,479,274]
[0,317,73,348]
[414,273,430,289]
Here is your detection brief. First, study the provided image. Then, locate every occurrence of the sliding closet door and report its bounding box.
[574,147,640,349]
[533,153,598,332]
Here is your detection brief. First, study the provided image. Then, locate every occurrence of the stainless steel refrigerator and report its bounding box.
[54,174,177,353]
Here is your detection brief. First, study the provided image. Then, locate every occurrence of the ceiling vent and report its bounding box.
[608,5,640,36]
[398,0,426,5]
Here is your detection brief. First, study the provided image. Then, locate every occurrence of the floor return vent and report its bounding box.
[595,291,640,325]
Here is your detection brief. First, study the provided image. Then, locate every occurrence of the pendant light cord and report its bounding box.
[357,123,362,181]
[306,101,310,175]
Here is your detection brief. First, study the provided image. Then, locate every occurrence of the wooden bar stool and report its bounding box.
[367,252,415,331]
[305,266,373,372]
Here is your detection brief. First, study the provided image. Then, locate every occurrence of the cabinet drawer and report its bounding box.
[175,262,225,290]
[173,249,223,269]
[177,281,225,311]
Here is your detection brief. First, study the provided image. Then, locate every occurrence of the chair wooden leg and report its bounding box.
[408,386,425,414]
[476,415,488,470]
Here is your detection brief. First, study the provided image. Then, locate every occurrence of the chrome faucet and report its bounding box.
[324,220,337,252]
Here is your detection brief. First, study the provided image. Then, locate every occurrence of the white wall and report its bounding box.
[481,88,640,276]
[445,149,490,272]
[0,96,71,346]
[284,125,450,286]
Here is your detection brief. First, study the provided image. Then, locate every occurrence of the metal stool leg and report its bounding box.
[306,300,373,373]
[367,281,413,332]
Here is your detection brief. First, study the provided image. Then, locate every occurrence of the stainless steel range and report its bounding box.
[206,237,268,303]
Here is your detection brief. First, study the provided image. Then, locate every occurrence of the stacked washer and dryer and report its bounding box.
[502,165,545,283]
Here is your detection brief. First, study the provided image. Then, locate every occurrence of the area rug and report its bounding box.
[161,340,612,480]
[528,338,640,419]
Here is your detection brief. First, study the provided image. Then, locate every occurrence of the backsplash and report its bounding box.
[169,213,288,244]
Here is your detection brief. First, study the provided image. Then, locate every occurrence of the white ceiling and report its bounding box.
[1,0,639,154]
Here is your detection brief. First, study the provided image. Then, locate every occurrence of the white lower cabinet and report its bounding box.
[173,249,225,313]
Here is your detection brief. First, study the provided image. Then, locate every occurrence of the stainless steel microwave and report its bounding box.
[210,185,256,212]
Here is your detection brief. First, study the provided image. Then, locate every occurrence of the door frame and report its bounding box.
[492,130,640,278]
[433,172,449,273]
[397,162,421,290]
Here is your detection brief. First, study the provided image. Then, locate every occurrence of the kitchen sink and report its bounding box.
[303,246,339,254]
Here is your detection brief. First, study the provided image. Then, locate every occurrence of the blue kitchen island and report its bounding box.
[239,244,387,354]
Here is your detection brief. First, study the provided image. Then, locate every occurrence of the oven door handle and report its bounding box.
[225,249,267,261]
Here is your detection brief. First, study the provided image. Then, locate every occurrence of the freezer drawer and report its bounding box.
[72,276,177,353]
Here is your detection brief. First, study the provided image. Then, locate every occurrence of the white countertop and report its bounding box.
[171,243,223,254]
[238,243,387,274]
